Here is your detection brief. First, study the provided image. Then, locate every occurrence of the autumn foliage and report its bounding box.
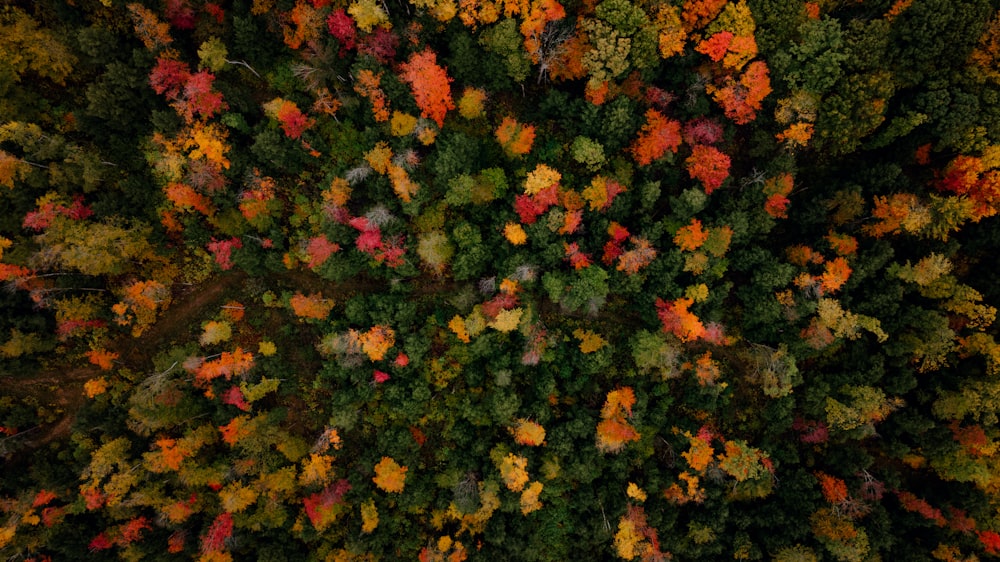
[373,456,407,493]
[495,117,536,157]
[596,387,640,453]
[655,297,706,342]
[685,145,731,194]
[289,292,335,319]
[706,60,772,125]
[937,154,1000,220]
[399,49,455,128]
[510,419,546,446]
[6,2,1000,561]
[630,109,682,166]
[263,97,315,139]
[193,347,255,383]
[674,218,709,251]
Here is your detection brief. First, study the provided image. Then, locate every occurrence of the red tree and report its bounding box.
[685,144,731,194]
[631,109,682,166]
[150,56,190,98]
[979,530,1000,554]
[398,48,455,128]
[707,60,772,125]
[165,0,195,29]
[201,513,233,554]
[326,9,357,50]
[358,28,399,64]
[180,71,227,122]
[207,237,242,270]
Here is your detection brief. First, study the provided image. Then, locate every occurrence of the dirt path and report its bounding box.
[7,272,247,449]
[11,367,94,449]
[7,269,455,450]
[117,271,246,366]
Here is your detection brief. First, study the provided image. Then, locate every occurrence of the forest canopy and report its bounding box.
[2,0,1000,560]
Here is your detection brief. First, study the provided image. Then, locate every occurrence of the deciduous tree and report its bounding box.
[685,144,730,194]
[399,49,455,127]
[630,109,681,166]
[373,456,407,492]
[289,292,335,320]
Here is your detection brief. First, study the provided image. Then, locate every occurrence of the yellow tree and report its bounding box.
[373,457,407,492]
[596,387,641,453]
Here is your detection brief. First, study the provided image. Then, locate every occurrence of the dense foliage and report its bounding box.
[2,0,1000,560]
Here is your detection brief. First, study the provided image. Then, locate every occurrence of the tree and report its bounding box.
[510,419,546,446]
[498,452,529,491]
[564,242,593,269]
[0,8,76,89]
[207,238,242,270]
[674,218,709,251]
[613,505,667,560]
[417,230,455,275]
[495,116,536,156]
[200,321,232,346]
[685,145,731,194]
[862,194,931,238]
[597,387,641,453]
[373,456,407,492]
[895,491,946,526]
[178,71,227,123]
[458,87,488,119]
[763,173,794,218]
[716,439,771,483]
[354,70,390,122]
[303,480,351,531]
[937,154,1000,220]
[655,4,687,58]
[201,513,234,557]
[127,4,173,51]
[348,0,390,31]
[185,122,231,170]
[706,60,772,125]
[86,349,119,370]
[819,257,851,294]
[681,0,727,32]
[290,292,335,320]
[525,164,562,195]
[113,280,172,336]
[359,325,396,360]
[573,329,607,353]
[263,98,315,139]
[579,176,625,211]
[361,499,379,533]
[488,308,523,332]
[520,481,543,514]
[0,150,28,189]
[480,18,532,83]
[399,48,455,127]
[282,0,325,50]
[165,182,214,216]
[84,377,109,398]
[504,223,528,245]
[810,507,871,561]
[570,136,606,171]
[327,9,358,50]
[30,215,161,278]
